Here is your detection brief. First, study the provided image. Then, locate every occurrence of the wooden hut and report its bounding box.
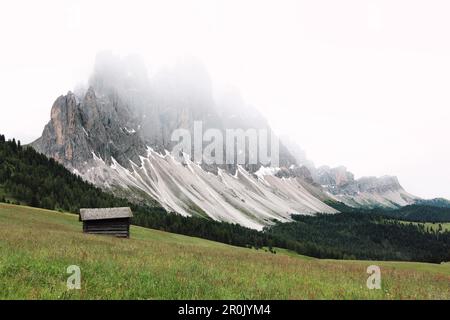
[79,207,133,238]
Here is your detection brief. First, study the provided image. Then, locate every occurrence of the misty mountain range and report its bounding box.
[32,53,419,229]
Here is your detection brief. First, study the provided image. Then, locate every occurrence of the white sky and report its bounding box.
[0,0,449,199]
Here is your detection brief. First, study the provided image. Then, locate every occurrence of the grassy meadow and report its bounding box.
[399,221,450,232]
[0,203,449,299]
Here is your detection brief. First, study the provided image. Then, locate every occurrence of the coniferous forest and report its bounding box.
[266,213,450,262]
[0,135,127,211]
[1,134,449,263]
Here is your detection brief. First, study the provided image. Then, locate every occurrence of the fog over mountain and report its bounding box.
[1,0,449,200]
[30,53,419,229]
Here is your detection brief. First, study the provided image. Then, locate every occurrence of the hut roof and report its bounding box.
[79,207,133,221]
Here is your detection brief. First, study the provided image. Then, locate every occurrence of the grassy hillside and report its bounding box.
[0,134,277,253]
[398,221,450,232]
[0,203,449,299]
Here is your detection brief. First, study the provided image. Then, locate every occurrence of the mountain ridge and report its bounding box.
[31,53,419,228]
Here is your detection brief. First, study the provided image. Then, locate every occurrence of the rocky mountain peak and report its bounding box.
[31,53,419,225]
[356,175,403,193]
[84,86,97,101]
[279,137,417,208]
[32,86,147,170]
[315,165,355,187]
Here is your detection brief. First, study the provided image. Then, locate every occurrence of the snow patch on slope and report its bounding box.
[81,150,338,230]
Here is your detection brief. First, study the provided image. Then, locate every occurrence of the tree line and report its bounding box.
[1,134,449,263]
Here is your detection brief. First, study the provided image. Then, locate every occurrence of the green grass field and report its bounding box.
[0,203,449,299]
[399,220,450,232]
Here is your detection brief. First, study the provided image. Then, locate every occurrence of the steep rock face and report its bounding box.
[31,54,340,229]
[357,176,404,194]
[282,140,419,208]
[315,166,355,188]
[33,93,90,167]
[314,166,418,208]
[31,53,419,228]
[32,88,147,170]
[32,85,339,229]
[39,53,295,173]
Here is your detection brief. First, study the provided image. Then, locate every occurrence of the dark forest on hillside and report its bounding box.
[266,213,450,262]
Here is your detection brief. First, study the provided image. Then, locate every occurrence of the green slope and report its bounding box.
[0,203,449,299]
